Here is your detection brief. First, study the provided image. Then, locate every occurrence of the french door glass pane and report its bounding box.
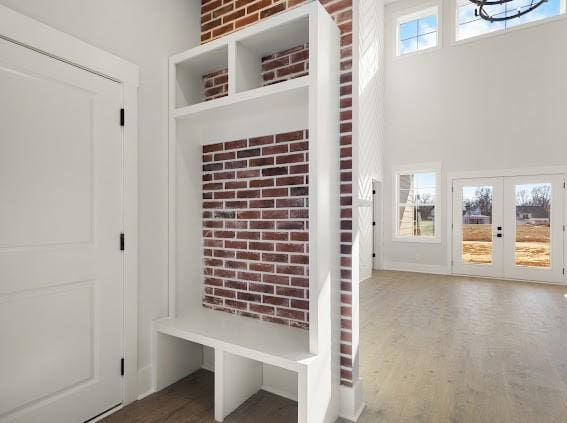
[515,183,551,268]
[462,186,493,264]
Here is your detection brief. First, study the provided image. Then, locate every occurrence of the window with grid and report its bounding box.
[395,169,439,242]
[457,0,566,41]
[397,7,439,56]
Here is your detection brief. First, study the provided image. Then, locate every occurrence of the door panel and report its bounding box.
[452,178,503,278]
[0,36,123,423]
[504,175,564,283]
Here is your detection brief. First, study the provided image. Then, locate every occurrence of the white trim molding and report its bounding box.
[339,379,366,422]
[0,4,140,405]
[383,261,450,275]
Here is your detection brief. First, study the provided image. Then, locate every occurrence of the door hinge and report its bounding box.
[372,221,376,226]
[121,358,125,376]
[120,233,125,251]
[120,108,125,127]
[372,190,376,195]
[373,253,376,258]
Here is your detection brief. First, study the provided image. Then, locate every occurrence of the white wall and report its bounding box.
[0,0,201,389]
[383,0,567,271]
[357,0,385,282]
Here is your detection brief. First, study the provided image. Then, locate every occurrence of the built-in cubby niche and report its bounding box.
[234,14,309,93]
[175,44,228,108]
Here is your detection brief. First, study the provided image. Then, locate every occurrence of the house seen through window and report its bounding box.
[396,170,438,241]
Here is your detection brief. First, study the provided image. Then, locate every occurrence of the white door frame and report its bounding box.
[0,5,140,405]
[447,166,567,284]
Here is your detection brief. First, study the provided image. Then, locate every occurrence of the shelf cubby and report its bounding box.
[234,14,309,92]
[174,44,228,108]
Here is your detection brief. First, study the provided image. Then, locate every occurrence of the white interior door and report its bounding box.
[0,36,124,423]
[503,174,565,283]
[452,178,504,278]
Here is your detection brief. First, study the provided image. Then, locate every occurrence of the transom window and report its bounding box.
[394,166,441,242]
[397,7,439,56]
[457,0,566,41]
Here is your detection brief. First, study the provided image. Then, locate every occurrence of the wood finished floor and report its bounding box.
[104,271,567,422]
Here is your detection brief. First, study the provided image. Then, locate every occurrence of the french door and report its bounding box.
[452,175,565,283]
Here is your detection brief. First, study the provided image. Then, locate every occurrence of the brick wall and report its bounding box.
[203,68,229,101]
[262,43,309,85]
[202,130,310,329]
[200,0,354,387]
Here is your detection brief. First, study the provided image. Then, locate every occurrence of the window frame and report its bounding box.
[396,4,442,58]
[453,0,567,43]
[393,163,442,243]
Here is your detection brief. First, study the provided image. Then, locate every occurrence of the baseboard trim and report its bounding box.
[339,379,365,422]
[137,364,153,400]
[383,261,450,275]
[201,363,214,372]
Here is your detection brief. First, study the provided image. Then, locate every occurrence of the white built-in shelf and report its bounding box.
[155,308,314,372]
[164,3,341,420]
[173,75,309,121]
[171,4,311,110]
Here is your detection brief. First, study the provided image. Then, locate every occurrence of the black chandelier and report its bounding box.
[469,0,549,22]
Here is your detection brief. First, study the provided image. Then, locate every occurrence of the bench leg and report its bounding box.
[214,349,262,422]
[152,331,203,391]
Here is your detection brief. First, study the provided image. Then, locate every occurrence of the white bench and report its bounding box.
[152,308,320,422]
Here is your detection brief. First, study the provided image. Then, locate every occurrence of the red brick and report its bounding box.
[276,243,304,253]
[262,210,288,219]
[249,283,275,294]
[263,274,289,285]
[276,308,304,321]
[249,303,275,315]
[249,241,274,251]
[276,176,304,186]
[261,253,288,263]
[250,178,274,188]
[249,262,274,272]
[262,232,288,241]
[215,288,236,298]
[263,296,289,307]
[275,130,304,143]
[238,271,261,282]
[276,286,304,298]
[262,188,288,198]
[276,265,305,276]
[276,153,305,164]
